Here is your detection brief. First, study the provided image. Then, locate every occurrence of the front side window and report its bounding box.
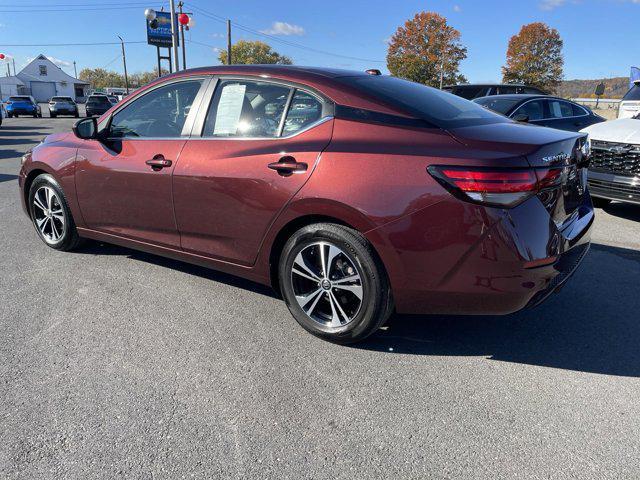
[203,80,291,138]
[513,100,545,120]
[109,79,202,138]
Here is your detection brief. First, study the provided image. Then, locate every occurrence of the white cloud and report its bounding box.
[453,5,462,12]
[260,21,305,36]
[539,0,566,10]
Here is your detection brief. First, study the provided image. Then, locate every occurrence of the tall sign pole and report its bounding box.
[178,2,187,69]
[169,0,180,71]
[227,19,232,65]
[117,36,130,94]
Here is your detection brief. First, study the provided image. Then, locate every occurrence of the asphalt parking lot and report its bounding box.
[1,115,639,479]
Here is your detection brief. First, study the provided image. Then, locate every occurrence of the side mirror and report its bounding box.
[72,117,98,140]
[513,113,529,123]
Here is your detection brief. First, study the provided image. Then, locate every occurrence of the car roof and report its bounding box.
[444,83,541,89]
[166,64,374,80]
[474,94,559,101]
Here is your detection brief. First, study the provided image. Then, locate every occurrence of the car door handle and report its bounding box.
[145,155,172,171]
[268,156,308,176]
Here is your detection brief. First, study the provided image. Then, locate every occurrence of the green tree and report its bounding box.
[502,22,564,94]
[218,40,293,65]
[386,12,467,87]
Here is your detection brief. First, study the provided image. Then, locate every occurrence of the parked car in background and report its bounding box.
[473,94,605,132]
[0,102,5,127]
[107,95,119,105]
[48,96,79,118]
[443,83,547,100]
[5,96,41,118]
[618,80,640,119]
[581,115,640,206]
[18,66,593,344]
[85,94,112,117]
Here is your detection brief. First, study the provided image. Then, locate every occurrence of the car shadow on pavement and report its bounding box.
[601,202,640,222]
[0,174,18,183]
[356,243,640,377]
[76,241,278,299]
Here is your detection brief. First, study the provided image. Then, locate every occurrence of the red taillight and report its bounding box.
[428,166,563,207]
[6,101,11,104]
[439,168,537,193]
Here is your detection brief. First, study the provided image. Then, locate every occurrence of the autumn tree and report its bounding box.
[502,22,564,93]
[218,40,292,65]
[386,12,467,87]
[79,68,168,89]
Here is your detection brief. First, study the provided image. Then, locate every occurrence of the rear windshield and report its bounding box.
[88,96,111,105]
[622,85,640,101]
[52,97,73,102]
[473,96,520,115]
[340,76,509,129]
[9,96,30,102]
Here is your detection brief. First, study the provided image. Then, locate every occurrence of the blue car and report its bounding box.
[6,95,42,118]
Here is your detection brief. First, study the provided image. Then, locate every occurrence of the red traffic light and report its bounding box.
[0,54,5,60]
[178,13,189,25]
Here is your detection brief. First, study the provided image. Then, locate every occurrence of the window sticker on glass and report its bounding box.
[213,83,247,135]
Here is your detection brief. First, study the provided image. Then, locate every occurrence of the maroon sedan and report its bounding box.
[18,66,593,343]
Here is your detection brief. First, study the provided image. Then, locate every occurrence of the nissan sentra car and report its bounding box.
[18,66,594,343]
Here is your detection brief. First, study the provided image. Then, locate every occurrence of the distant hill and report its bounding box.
[557,77,630,99]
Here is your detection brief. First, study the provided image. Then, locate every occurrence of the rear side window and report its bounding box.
[497,86,519,95]
[622,85,640,101]
[547,100,574,118]
[203,80,291,138]
[282,91,323,135]
[341,76,508,128]
[109,79,203,138]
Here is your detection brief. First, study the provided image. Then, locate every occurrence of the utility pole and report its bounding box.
[73,61,77,78]
[169,0,180,71]
[227,19,232,65]
[117,35,130,94]
[178,1,187,69]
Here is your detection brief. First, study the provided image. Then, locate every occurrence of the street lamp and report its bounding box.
[145,8,158,29]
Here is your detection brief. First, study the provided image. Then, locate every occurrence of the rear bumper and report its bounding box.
[7,107,36,114]
[588,170,640,205]
[369,194,594,315]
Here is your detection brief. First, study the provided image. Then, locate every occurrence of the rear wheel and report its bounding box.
[28,174,83,251]
[279,223,392,344]
[50,112,56,118]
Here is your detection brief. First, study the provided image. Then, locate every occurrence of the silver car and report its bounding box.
[48,96,79,118]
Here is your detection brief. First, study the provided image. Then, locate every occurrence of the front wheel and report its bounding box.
[592,197,611,208]
[279,223,393,344]
[28,174,83,251]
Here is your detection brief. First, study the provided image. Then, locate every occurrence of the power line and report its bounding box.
[186,3,384,64]
[1,41,147,47]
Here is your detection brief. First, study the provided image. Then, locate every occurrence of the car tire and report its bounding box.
[28,174,83,251]
[592,197,611,208]
[50,113,56,118]
[279,223,393,344]
[75,112,79,118]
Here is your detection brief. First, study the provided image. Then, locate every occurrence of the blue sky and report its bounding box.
[0,0,636,81]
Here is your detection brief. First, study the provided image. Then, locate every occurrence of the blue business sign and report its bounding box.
[147,11,179,48]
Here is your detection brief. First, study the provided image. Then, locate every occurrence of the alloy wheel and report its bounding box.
[290,242,364,328]
[32,186,65,244]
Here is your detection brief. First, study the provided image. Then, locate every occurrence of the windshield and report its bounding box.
[473,97,520,115]
[9,96,30,102]
[622,84,640,101]
[52,97,72,102]
[340,75,509,129]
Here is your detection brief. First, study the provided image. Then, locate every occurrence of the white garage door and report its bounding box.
[31,82,56,102]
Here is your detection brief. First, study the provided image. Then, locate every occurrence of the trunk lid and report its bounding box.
[448,122,589,224]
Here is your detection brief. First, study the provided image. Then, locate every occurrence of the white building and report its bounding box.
[0,76,26,100]
[4,54,90,102]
